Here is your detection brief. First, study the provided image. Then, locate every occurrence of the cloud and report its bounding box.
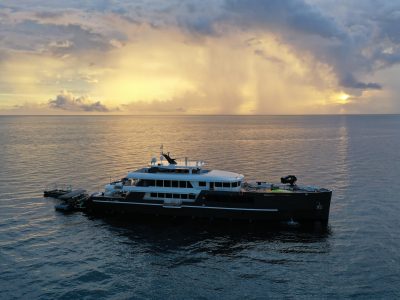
[225,0,344,39]
[48,91,111,112]
[253,49,285,64]
[340,73,382,90]
[2,0,400,114]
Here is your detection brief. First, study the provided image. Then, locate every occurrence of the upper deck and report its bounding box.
[127,167,244,182]
[153,158,205,169]
[125,152,244,182]
[150,152,205,170]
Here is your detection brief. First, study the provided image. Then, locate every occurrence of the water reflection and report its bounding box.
[94,215,332,259]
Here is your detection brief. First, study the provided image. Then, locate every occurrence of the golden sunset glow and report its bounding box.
[0,1,398,114]
[336,93,350,104]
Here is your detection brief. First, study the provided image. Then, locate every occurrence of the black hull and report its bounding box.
[87,190,331,225]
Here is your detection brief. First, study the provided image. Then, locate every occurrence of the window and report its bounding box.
[215,182,222,188]
[148,180,155,186]
[164,180,171,187]
[156,180,163,187]
[172,181,179,188]
[199,181,206,187]
[158,193,165,198]
[232,182,238,187]
[238,181,241,186]
[223,182,230,188]
[173,194,180,198]
[187,181,193,188]
[179,181,186,188]
[150,193,157,197]
[166,193,172,198]
[189,194,196,199]
[181,194,188,199]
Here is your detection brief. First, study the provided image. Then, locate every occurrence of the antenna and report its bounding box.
[160,144,164,162]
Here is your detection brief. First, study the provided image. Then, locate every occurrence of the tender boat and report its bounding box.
[86,148,332,225]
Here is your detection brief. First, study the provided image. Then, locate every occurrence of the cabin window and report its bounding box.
[150,193,157,197]
[232,182,238,187]
[173,194,180,198]
[172,181,179,188]
[199,181,206,187]
[166,193,172,198]
[156,180,163,187]
[158,193,165,198]
[189,194,196,199]
[215,182,222,188]
[181,194,188,199]
[237,181,241,186]
[179,181,186,188]
[164,180,171,187]
[223,182,230,188]
[187,181,193,188]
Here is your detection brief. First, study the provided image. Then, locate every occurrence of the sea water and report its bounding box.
[0,115,399,299]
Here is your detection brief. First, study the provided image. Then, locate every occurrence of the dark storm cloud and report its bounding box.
[48,92,110,112]
[0,18,114,56]
[340,74,382,90]
[2,0,400,94]
[170,0,384,91]
[173,1,225,36]
[225,0,344,39]
[221,0,389,90]
[178,15,217,36]
[0,0,112,11]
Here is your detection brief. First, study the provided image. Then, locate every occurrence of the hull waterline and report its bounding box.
[87,190,332,225]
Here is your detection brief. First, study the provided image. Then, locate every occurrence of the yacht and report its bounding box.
[87,148,332,224]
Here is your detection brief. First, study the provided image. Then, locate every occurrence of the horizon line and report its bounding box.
[1,113,400,117]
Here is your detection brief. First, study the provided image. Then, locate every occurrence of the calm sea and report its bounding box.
[0,115,399,299]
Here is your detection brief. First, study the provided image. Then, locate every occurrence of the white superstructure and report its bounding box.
[104,151,244,203]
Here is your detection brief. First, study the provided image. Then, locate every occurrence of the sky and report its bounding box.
[1,0,400,115]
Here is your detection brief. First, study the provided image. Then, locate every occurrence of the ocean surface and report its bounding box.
[0,115,399,299]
